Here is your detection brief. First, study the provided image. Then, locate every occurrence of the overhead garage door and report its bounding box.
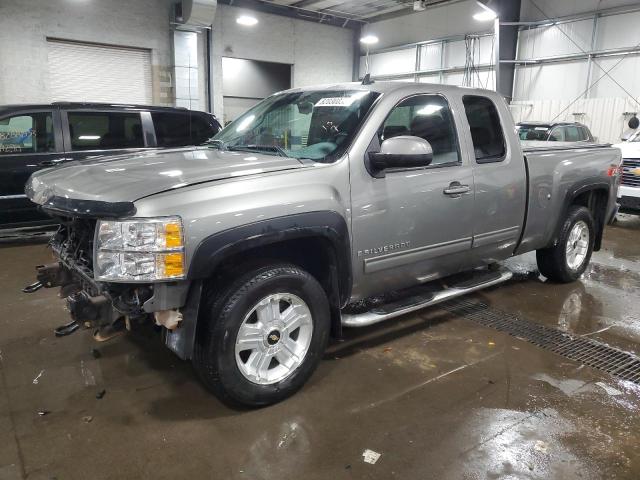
[47,39,152,104]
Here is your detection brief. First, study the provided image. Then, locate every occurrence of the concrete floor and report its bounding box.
[1,214,639,480]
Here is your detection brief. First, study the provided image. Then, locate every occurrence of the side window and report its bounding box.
[462,96,506,163]
[67,112,144,151]
[378,95,461,166]
[190,114,218,145]
[565,125,581,142]
[549,127,565,142]
[580,126,591,141]
[151,112,190,147]
[0,112,55,155]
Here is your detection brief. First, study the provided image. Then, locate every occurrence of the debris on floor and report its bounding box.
[37,410,50,416]
[96,389,106,399]
[32,369,44,384]
[596,382,623,396]
[82,416,93,423]
[362,449,381,465]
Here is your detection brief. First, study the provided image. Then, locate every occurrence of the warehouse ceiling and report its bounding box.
[220,0,459,24]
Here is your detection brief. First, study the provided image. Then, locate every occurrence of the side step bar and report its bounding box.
[341,271,513,327]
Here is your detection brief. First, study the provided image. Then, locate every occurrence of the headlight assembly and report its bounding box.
[94,217,185,282]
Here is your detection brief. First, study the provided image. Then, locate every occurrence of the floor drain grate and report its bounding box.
[443,299,640,384]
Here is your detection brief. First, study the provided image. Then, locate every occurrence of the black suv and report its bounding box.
[516,121,595,142]
[0,103,221,229]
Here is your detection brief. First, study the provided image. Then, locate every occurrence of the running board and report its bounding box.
[341,271,513,327]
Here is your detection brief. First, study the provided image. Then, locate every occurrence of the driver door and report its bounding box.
[349,93,475,299]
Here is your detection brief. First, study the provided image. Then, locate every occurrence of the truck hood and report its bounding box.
[612,140,640,159]
[27,147,307,207]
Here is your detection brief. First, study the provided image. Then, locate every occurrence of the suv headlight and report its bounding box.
[94,217,185,282]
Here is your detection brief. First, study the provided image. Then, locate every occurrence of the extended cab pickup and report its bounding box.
[25,82,621,406]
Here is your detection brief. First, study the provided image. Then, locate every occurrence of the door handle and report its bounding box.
[443,183,470,196]
[38,158,65,167]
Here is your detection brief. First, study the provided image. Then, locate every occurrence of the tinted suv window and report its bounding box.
[68,112,144,151]
[0,112,55,155]
[152,112,190,147]
[463,96,506,163]
[190,114,218,144]
[565,125,581,142]
[549,127,565,141]
[379,94,461,166]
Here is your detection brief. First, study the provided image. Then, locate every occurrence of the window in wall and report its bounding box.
[0,113,54,155]
[68,112,144,150]
[378,94,461,166]
[462,96,506,163]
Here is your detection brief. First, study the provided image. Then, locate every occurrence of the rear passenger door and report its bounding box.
[461,95,527,264]
[62,110,151,161]
[0,110,64,227]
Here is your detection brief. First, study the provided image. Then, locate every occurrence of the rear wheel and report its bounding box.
[536,206,595,283]
[193,264,330,407]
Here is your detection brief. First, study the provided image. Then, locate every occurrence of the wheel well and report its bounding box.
[209,238,345,338]
[570,188,608,251]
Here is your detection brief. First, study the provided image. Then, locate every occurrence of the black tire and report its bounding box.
[193,264,330,407]
[536,206,595,283]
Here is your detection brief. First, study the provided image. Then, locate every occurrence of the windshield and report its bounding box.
[209,90,380,162]
[517,125,551,141]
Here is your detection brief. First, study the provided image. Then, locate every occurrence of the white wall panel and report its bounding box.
[589,54,640,98]
[419,43,442,71]
[595,10,640,51]
[513,60,589,100]
[360,48,417,77]
[517,19,593,59]
[520,0,636,22]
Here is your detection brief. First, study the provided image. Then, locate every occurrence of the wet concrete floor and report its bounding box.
[0,214,639,479]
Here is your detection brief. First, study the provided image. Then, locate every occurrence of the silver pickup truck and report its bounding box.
[25,82,621,406]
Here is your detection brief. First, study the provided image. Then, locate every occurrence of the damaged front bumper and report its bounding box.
[26,255,202,361]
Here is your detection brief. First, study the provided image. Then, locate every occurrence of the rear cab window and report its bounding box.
[0,112,55,155]
[462,95,506,163]
[67,111,144,151]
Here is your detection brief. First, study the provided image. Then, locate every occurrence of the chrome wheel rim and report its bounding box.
[566,220,589,270]
[235,293,313,385]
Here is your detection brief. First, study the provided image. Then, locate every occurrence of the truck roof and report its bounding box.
[283,81,504,98]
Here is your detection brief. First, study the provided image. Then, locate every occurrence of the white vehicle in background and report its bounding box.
[614,132,640,213]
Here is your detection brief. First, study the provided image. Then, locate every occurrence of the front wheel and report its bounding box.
[193,264,330,407]
[536,206,595,283]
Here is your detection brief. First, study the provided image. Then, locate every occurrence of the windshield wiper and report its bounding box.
[227,144,288,157]
[205,139,226,149]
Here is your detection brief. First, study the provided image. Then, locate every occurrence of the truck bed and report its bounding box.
[515,142,621,255]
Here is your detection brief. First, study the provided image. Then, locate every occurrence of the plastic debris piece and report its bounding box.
[383,347,393,353]
[82,416,93,423]
[362,449,381,464]
[32,370,45,384]
[37,410,50,416]
[596,382,622,396]
[96,389,106,399]
[534,440,548,453]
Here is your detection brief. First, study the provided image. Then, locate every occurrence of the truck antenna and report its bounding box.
[362,73,374,85]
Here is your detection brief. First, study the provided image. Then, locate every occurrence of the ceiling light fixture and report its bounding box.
[473,9,497,21]
[360,35,379,45]
[236,15,258,26]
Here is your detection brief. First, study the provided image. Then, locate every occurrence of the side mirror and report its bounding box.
[368,136,433,178]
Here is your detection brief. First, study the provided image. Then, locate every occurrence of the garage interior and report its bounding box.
[1,0,640,478]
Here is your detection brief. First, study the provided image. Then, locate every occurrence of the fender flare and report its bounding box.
[553,180,610,250]
[187,211,352,305]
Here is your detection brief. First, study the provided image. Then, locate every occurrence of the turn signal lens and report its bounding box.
[159,253,185,278]
[164,223,183,248]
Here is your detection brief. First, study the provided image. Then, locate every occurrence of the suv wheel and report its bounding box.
[193,264,330,407]
[536,206,595,283]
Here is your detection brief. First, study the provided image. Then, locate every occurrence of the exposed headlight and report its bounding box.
[94,217,185,282]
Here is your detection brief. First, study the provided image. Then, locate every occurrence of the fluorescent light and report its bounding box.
[78,135,100,140]
[360,35,379,45]
[417,104,444,115]
[473,9,497,21]
[236,15,258,26]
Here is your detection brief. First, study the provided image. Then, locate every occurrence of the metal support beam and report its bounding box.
[216,0,364,29]
[495,0,521,101]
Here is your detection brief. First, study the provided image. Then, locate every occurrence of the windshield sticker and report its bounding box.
[315,92,368,108]
[535,127,549,131]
